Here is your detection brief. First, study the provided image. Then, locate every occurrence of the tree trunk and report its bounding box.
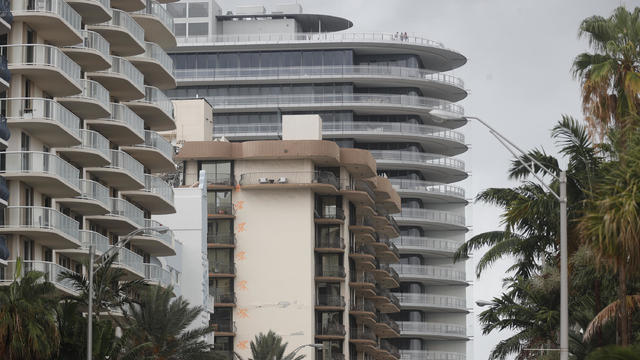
[619,266,629,346]
[595,278,602,346]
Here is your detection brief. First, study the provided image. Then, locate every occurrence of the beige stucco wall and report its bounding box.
[167,99,213,143]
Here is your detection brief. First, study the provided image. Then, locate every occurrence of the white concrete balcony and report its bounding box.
[56,129,110,167]
[123,86,175,131]
[111,0,145,12]
[369,150,467,184]
[86,197,144,235]
[391,236,462,257]
[58,229,110,260]
[393,293,468,312]
[86,150,144,190]
[390,264,467,285]
[3,98,81,147]
[11,0,82,46]
[86,103,145,146]
[400,350,465,360]
[144,263,172,287]
[176,66,466,102]
[132,0,176,49]
[1,151,80,197]
[110,245,144,279]
[0,260,80,296]
[128,42,175,89]
[0,206,80,249]
[397,321,467,340]
[56,79,111,119]
[63,30,111,72]
[88,9,145,56]
[66,0,111,25]
[87,56,145,101]
[389,179,466,203]
[130,219,175,256]
[57,179,110,215]
[121,174,175,215]
[5,44,81,96]
[396,208,466,231]
[121,130,175,172]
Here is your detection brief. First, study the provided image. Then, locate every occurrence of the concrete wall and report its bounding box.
[282,115,322,141]
[168,99,214,143]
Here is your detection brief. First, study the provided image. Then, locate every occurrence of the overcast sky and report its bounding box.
[217,0,632,358]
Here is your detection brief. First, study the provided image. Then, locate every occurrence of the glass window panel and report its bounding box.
[188,2,209,17]
[188,22,208,36]
[167,3,186,17]
[196,53,208,69]
[174,23,186,37]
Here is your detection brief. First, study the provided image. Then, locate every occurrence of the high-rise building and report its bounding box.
[166,2,470,359]
[0,0,182,302]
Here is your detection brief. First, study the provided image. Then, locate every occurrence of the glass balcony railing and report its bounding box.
[135,130,174,160]
[11,0,81,33]
[391,264,466,283]
[142,174,174,206]
[108,150,144,185]
[240,171,339,189]
[138,86,174,119]
[109,198,144,227]
[73,129,110,159]
[393,292,467,310]
[110,245,144,275]
[369,150,465,172]
[104,103,144,139]
[389,179,465,199]
[0,115,10,141]
[1,98,81,139]
[0,0,12,25]
[66,30,110,59]
[400,350,466,360]
[69,79,110,111]
[79,229,110,253]
[136,42,174,75]
[0,260,79,293]
[398,208,466,227]
[0,177,8,203]
[316,294,345,307]
[77,179,109,208]
[96,9,144,46]
[207,233,235,246]
[324,122,465,145]
[213,123,281,138]
[391,236,462,254]
[140,218,173,248]
[0,55,10,84]
[98,56,144,93]
[4,44,81,82]
[133,0,174,32]
[397,321,467,338]
[1,151,80,189]
[316,264,345,278]
[1,206,79,240]
[144,263,172,287]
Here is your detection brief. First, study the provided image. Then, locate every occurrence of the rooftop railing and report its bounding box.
[1,151,80,189]
[398,208,466,227]
[108,150,144,184]
[389,179,465,199]
[12,0,81,33]
[369,150,465,172]
[1,206,79,241]
[73,129,110,160]
[109,197,144,228]
[391,264,466,283]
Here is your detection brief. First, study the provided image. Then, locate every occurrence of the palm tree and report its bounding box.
[124,284,215,359]
[586,345,640,360]
[250,330,305,360]
[0,259,60,359]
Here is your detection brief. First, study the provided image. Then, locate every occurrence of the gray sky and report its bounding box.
[218,0,632,358]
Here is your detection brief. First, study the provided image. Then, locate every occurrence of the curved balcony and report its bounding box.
[5,44,81,96]
[391,236,462,257]
[0,260,79,295]
[63,30,111,72]
[121,130,175,172]
[122,174,175,214]
[239,171,339,194]
[87,56,145,101]
[56,79,110,119]
[56,129,110,167]
[111,0,145,12]
[86,197,144,235]
[397,321,467,340]
[3,98,81,147]
[391,264,467,285]
[128,42,175,89]
[57,179,110,216]
[178,32,466,72]
[0,177,8,207]
[110,245,144,279]
[58,229,110,260]
[0,206,80,249]
[400,350,465,360]
[132,0,176,49]
[325,122,467,156]
[123,86,175,131]
[177,66,466,102]
[0,55,9,92]
[0,0,12,35]
[86,103,144,146]
[130,219,175,256]
[393,293,467,312]
[144,263,172,287]
[88,9,145,57]
[389,179,466,203]
[11,0,82,46]
[86,150,144,190]
[0,115,9,150]
[396,208,466,231]
[1,151,80,197]
[369,150,467,184]
[66,0,111,25]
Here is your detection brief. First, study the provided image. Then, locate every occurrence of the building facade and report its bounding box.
[166,1,470,359]
[0,0,181,299]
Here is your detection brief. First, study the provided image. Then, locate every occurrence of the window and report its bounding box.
[188,2,208,17]
[174,23,186,37]
[167,3,186,17]
[207,191,232,215]
[200,161,231,185]
[188,22,208,36]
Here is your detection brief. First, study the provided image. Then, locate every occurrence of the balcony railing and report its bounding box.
[350,299,376,313]
[99,56,145,92]
[369,150,465,172]
[391,236,462,254]
[142,174,174,205]
[325,121,465,144]
[207,233,235,246]
[377,312,400,333]
[140,218,173,248]
[210,319,236,333]
[316,294,345,307]
[352,244,376,257]
[12,0,82,33]
[350,326,376,341]
[389,179,465,199]
[316,264,345,278]
[111,245,144,275]
[96,9,144,46]
[375,286,400,308]
[0,177,8,203]
[240,171,339,189]
[137,41,174,74]
[393,292,466,310]
[109,197,144,228]
[144,263,172,287]
[2,98,81,138]
[207,202,234,216]
[104,103,145,139]
[5,44,81,82]
[391,264,466,283]
[398,208,466,227]
[213,292,236,304]
[317,322,346,336]
[0,0,12,25]
[66,30,110,59]
[213,123,281,138]
[0,260,78,293]
[0,206,79,240]
[205,172,233,186]
[397,321,466,338]
[108,150,144,184]
[400,350,466,360]
[350,271,376,285]
[73,129,110,159]
[139,86,174,118]
[315,207,345,221]
[1,151,80,189]
[136,130,174,160]
[69,79,110,110]
[0,55,10,84]
[79,230,110,253]
[133,0,174,32]
[315,236,344,250]
[77,179,110,208]
[210,262,235,275]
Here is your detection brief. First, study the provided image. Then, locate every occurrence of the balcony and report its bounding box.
[210,319,236,336]
[204,173,234,189]
[315,236,345,253]
[397,321,467,340]
[316,294,346,310]
[349,244,376,270]
[315,264,345,282]
[111,0,145,12]
[391,264,467,285]
[110,245,144,279]
[130,219,176,256]
[121,174,175,214]
[56,129,110,167]
[132,0,176,49]
[396,208,466,231]
[315,208,345,225]
[390,179,466,203]
[369,150,467,184]
[0,0,11,35]
[374,264,400,289]
[207,233,235,248]
[349,217,376,235]
[240,171,339,195]
[1,151,80,197]
[86,103,145,145]
[123,86,175,131]
[86,150,144,190]
[209,263,236,278]
[85,197,144,235]
[128,42,175,89]
[350,299,376,320]
[121,130,175,172]
[375,313,400,337]
[87,56,145,101]
[0,206,80,249]
[213,123,281,141]
[0,261,79,295]
[400,350,465,360]
[0,55,9,92]
[371,286,400,313]
[56,79,110,119]
[349,326,376,345]
[66,0,110,25]
[5,45,81,96]
[393,293,468,312]
[3,98,81,147]
[56,179,110,215]
[11,0,82,46]
[63,30,111,73]
[316,322,346,340]
[88,9,145,57]
[207,203,234,219]
[391,236,462,257]
[341,180,375,207]
[58,230,110,260]
[144,263,172,287]
[0,177,8,207]
[213,292,236,307]
[349,271,376,292]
